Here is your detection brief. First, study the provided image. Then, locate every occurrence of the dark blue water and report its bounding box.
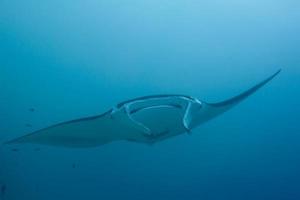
[1,1,300,199]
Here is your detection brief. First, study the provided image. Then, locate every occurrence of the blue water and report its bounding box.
[1,1,300,199]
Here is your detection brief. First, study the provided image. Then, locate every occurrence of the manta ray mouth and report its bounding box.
[129,104,183,114]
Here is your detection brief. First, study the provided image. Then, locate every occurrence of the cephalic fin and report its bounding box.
[123,105,153,136]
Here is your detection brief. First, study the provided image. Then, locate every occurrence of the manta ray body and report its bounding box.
[5,70,281,148]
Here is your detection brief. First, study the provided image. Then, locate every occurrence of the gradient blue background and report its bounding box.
[1,1,300,199]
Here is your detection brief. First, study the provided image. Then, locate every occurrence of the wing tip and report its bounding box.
[3,140,16,146]
[209,68,281,108]
[273,68,282,77]
[3,136,25,146]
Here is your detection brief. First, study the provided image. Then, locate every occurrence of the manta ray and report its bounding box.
[5,70,281,148]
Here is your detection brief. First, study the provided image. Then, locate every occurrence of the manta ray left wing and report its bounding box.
[4,97,189,147]
[4,110,119,147]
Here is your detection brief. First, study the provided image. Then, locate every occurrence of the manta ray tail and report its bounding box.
[209,69,281,110]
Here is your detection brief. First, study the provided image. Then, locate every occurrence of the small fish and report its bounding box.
[29,108,35,112]
[72,163,76,169]
[11,148,19,152]
[25,124,33,128]
[1,184,6,196]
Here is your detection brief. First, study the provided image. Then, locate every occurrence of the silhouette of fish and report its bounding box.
[1,184,6,197]
[25,124,33,128]
[11,148,19,152]
[5,70,281,148]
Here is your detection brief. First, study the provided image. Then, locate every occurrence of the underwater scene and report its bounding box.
[1,0,300,200]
